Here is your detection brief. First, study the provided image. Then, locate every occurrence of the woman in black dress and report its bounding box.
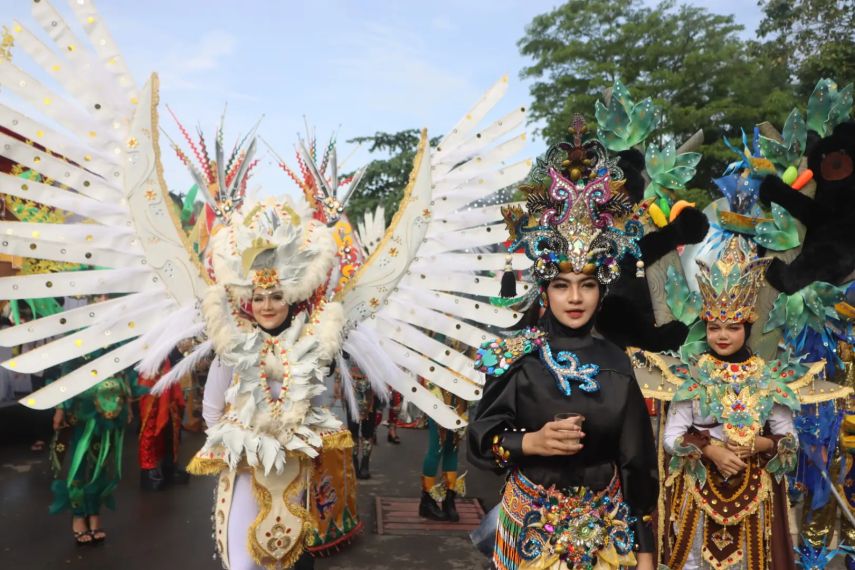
[467,118,658,570]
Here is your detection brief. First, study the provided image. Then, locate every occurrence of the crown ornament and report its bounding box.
[502,114,644,285]
[696,237,772,324]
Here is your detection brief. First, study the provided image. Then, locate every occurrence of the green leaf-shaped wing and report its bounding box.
[759,108,807,169]
[753,203,800,251]
[807,79,854,137]
[596,80,662,152]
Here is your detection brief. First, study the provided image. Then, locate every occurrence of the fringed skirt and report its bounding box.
[494,470,638,570]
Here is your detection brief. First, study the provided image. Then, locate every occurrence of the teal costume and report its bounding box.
[49,355,138,517]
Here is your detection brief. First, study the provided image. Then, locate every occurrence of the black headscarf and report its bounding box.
[705,322,753,362]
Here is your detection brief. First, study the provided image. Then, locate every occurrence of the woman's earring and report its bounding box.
[539,292,548,308]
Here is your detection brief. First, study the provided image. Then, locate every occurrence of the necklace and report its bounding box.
[258,336,291,415]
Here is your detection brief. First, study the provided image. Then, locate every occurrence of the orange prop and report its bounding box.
[791,169,814,191]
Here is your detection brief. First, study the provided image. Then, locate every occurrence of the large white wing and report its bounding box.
[338,77,532,429]
[0,1,208,409]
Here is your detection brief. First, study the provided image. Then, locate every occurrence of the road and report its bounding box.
[0,407,502,570]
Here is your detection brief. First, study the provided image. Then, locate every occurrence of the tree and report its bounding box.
[518,0,797,189]
[344,129,438,225]
[758,0,855,96]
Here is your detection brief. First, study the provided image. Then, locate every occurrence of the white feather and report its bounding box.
[135,305,201,375]
[135,321,205,378]
[336,352,360,419]
[150,340,214,395]
[342,324,405,403]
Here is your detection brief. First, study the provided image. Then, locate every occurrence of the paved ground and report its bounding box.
[2,404,850,570]
[0,404,503,570]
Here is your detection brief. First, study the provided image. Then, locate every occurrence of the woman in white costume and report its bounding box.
[189,199,347,570]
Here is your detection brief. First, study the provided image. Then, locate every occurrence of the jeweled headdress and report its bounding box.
[696,238,772,323]
[502,114,643,284]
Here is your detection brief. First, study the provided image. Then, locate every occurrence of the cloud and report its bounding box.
[326,21,479,123]
[152,30,250,97]
[180,30,237,73]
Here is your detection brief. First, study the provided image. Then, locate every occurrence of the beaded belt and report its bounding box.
[495,469,637,570]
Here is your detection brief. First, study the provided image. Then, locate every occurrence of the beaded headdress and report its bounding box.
[696,238,772,324]
[501,114,644,285]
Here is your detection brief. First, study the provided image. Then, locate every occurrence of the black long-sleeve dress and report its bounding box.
[467,312,659,568]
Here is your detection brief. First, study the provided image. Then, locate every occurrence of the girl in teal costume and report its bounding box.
[50,351,137,545]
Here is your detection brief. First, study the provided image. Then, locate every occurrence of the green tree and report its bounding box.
[518,0,797,189]
[757,0,855,96]
[344,129,438,225]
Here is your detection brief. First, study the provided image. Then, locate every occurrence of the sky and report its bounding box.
[0,0,765,198]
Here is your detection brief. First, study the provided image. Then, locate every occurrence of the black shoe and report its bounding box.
[140,468,165,491]
[165,467,190,485]
[356,456,371,480]
[442,490,460,522]
[387,432,401,444]
[419,491,448,521]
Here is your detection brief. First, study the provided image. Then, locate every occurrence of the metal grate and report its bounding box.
[374,496,485,536]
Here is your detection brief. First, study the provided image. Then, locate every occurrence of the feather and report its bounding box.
[336,353,360,419]
[136,306,204,377]
[342,324,400,403]
[150,340,214,395]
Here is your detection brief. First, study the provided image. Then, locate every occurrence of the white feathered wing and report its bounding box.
[341,77,533,429]
[0,0,208,409]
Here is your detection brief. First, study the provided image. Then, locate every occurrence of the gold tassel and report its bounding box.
[186,455,227,476]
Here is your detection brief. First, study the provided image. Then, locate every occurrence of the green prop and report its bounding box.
[644,140,702,202]
[753,203,800,252]
[181,183,200,226]
[759,107,807,170]
[679,321,710,364]
[595,80,662,152]
[764,281,845,336]
[664,265,702,325]
[807,79,853,138]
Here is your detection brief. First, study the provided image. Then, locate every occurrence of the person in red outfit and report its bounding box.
[138,356,190,491]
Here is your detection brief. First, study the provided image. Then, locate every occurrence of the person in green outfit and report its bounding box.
[418,380,467,522]
[49,340,138,545]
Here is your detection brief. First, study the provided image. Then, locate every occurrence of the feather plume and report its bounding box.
[336,352,360,418]
[136,305,204,376]
[341,324,401,403]
[150,340,214,395]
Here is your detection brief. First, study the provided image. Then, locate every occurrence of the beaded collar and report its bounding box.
[475,327,601,395]
[671,353,800,445]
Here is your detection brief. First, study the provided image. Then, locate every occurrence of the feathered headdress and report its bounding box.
[696,237,771,324]
[501,114,643,284]
[208,197,337,305]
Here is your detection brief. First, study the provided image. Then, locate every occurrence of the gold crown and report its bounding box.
[252,267,280,290]
[696,238,771,324]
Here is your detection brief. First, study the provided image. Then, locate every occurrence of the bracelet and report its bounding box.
[491,434,511,468]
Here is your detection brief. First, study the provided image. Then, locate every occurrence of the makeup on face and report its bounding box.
[546,272,600,329]
[705,320,746,357]
[251,288,290,330]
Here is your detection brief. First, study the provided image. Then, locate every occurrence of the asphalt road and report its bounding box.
[0,406,503,570]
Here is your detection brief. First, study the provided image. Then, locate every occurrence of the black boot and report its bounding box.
[418,491,448,521]
[164,465,190,485]
[356,455,371,480]
[140,468,165,491]
[442,490,460,522]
